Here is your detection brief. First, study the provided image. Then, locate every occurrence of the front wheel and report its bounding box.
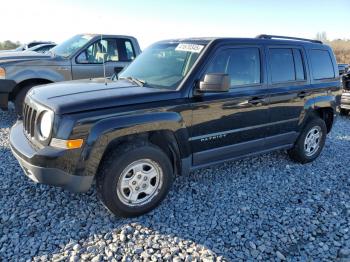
[288,117,327,164]
[96,143,174,217]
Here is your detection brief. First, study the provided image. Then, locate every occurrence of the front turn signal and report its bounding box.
[0,67,5,79]
[50,138,84,149]
[66,139,84,149]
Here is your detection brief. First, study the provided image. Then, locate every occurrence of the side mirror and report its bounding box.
[199,73,230,93]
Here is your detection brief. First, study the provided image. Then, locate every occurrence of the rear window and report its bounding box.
[269,48,306,83]
[310,50,335,80]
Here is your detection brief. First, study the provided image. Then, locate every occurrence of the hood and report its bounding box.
[28,78,179,114]
[0,51,52,63]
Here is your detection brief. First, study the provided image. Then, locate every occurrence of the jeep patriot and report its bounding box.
[10,35,341,217]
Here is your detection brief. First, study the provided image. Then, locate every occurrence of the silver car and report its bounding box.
[0,34,141,115]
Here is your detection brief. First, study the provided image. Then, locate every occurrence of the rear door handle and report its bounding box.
[248,97,266,105]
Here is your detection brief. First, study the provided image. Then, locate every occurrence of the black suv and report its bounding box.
[10,35,340,217]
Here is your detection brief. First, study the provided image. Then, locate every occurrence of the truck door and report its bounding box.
[71,38,136,80]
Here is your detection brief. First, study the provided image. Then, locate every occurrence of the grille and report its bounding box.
[23,103,37,138]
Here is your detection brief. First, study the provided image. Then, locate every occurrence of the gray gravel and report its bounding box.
[1,108,350,261]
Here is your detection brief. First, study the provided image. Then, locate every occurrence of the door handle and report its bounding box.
[248,97,266,105]
[297,91,310,98]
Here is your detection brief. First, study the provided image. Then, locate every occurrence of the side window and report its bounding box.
[77,39,119,64]
[270,48,306,83]
[205,48,261,87]
[37,46,52,53]
[125,40,135,61]
[293,49,305,80]
[310,50,335,80]
[270,49,295,83]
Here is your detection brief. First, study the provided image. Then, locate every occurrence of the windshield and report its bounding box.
[119,42,205,89]
[51,34,94,58]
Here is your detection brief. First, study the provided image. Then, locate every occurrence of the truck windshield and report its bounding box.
[51,34,94,58]
[119,42,206,89]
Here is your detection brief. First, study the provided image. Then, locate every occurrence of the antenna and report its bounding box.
[101,34,107,85]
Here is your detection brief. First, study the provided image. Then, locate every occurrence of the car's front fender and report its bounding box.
[79,111,191,177]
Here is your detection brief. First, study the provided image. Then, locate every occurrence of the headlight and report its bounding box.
[0,67,5,79]
[39,110,53,140]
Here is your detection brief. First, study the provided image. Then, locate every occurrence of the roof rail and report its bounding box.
[256,34,323,44]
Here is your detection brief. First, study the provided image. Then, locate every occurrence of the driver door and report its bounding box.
[71,38,135,79]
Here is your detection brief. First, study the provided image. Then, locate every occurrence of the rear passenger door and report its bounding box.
[72,38,136,79]
[265,46,311,147]
[190,45,270,166]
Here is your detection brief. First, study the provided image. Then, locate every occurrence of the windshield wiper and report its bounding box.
[119,76,146,87]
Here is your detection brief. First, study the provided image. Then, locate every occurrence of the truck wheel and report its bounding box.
[14,84,35,117]
[96,142,174,217]
[288,117,327,164]
[340,109,349,116]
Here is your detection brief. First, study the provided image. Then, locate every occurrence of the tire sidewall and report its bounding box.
[297,118,327,162]
[99,144,173,217]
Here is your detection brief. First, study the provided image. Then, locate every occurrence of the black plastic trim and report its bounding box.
[0,79,16,109]
[193,132,298,166]
[12,148,93,192]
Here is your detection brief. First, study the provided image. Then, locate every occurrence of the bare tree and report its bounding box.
[316,32,328,43]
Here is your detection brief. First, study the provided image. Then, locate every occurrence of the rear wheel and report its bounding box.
[288,117,327,164]
[96,142,174,217]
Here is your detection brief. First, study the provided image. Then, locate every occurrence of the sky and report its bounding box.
[1,0,348,49]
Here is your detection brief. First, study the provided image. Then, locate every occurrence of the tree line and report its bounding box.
[0,40,21,50]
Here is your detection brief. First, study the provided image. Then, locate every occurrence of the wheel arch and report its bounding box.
[9,78,53,101]
[97,130,182,176]
[303,95,336,133]
[80,112,191,178]
[314,107,334,133]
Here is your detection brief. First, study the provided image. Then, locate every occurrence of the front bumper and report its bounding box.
[10,121,93,192]
[0,79,16,110]
[340,92,350,109]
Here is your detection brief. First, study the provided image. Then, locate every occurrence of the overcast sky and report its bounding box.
[1,0,347,49]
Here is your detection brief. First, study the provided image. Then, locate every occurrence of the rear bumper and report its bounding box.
[10,121,93,192]
[0,79,16,110]
[341,92,350,109]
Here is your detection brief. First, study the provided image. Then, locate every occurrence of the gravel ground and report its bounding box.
[1,109,350,262]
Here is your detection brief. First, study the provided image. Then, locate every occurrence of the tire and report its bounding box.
[96,142,174,217]
[340,108,349,116]
[288,117,327,164]
[14,84,35,117]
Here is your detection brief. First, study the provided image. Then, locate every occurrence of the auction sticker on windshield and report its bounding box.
[175,43,204,53]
